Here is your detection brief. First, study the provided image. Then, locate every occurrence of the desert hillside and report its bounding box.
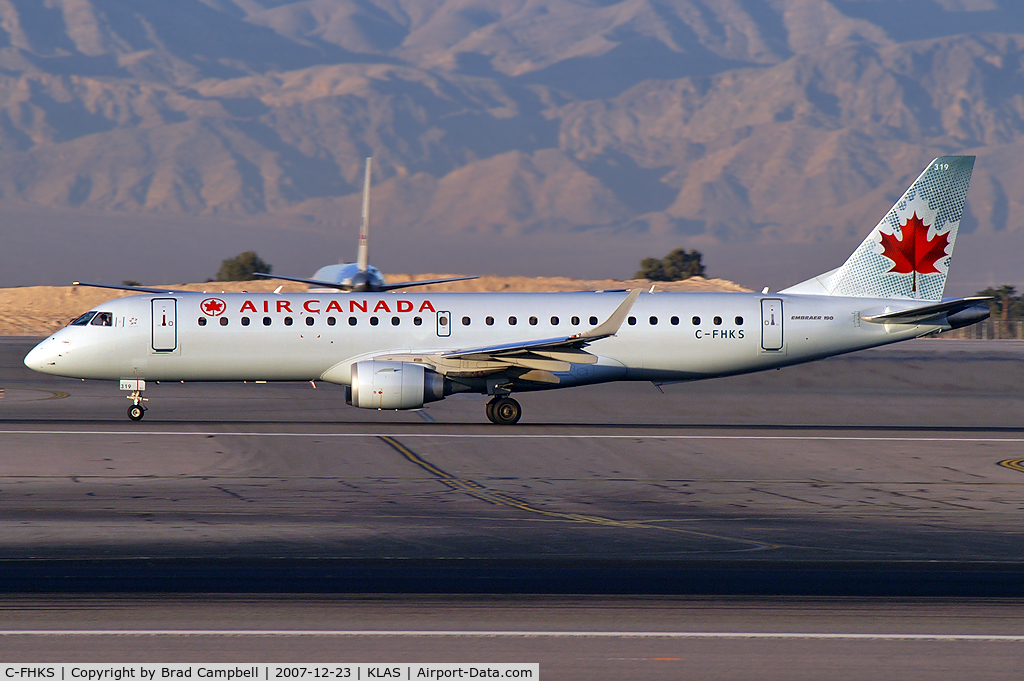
[0,275,748,337]
[1,1,1023,290]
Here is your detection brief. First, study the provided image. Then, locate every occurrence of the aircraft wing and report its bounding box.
[376,276,479,291]
[252,272,479,291]
[72,282,192,294]
[252,272,353,290]
[440,288,641,363]
[861,296,992,324]
[368,289,641,384]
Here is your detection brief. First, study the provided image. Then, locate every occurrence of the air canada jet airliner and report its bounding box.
[25,157,989,424]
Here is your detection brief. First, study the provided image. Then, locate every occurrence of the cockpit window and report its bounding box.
[69,311,97,326]
[90,312,113,326]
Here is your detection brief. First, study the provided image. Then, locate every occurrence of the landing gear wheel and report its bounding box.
[487,396,521,425]
[128,404,145,421]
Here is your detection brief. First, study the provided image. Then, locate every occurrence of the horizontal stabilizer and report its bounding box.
[861,296,992,324]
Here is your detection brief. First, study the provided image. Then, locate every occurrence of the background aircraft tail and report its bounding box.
[356,156,371,273]
[781,156,975,301]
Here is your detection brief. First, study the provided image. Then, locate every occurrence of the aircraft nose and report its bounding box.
[24,338,61,373]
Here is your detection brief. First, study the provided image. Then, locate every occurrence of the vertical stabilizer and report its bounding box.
[356,157,371,272]
[782,156,975,301]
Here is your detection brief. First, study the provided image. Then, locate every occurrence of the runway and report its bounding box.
[2,337,1024,677]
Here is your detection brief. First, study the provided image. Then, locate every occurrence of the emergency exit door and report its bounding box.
[152,298,177,351]
[436,310,451,337]
[761,298,783,351]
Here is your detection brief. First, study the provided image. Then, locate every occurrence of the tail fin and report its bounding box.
[356,156,371,273]
[782,156,975,301]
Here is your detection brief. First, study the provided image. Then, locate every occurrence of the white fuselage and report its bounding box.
[25,290,937,389]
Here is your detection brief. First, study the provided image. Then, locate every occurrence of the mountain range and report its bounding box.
[1,0,1023,294]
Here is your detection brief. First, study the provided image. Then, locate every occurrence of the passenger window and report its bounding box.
[392,317,400,326]
[735,316,744,325]
[370,317,379,326]
[327,317,336,326]
[284,317,293,326]
[509,316,517,326]
[345,317,353,326]
[529,316,538,325]
[571,316,580,325]
[305,317,314,326]
[263,316,272,326]
[589,316,598,325]
[486,316,494,326]
[649,316,657,325]
[70,311,97,326]
[414,317,422,326]
[90,312,113,326]
[198,317,207,327]
[714,316,722,325]
[627,316,636,326]
[462,316,471,326]
[550,316,559,325]
[670,316,679,325]
[692,316,700,325]
[241,317,251,326]
[220,317,229,327]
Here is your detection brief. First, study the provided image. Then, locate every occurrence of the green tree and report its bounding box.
[976,285,1023,320]
[216,251,272,281]
[635,248,705,281]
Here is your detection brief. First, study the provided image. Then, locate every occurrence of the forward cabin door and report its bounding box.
[761,298,783,351]
[152,298,177,352]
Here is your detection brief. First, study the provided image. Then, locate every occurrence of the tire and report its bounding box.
[491,396,522,425]
[128,405,145,421]
[485,398,498,424]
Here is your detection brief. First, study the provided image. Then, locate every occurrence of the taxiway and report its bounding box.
[2,337,1023,678]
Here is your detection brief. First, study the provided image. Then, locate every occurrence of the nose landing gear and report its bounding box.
[486,396,522,425]
[127,390,147,421]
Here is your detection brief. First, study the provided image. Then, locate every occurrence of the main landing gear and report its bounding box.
[486,396,522,425]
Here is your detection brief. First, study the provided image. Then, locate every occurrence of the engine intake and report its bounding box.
[347,360,446,410]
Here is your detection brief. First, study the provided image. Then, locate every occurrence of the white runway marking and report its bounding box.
[1,430,1024,444]
[0,629,1022,641]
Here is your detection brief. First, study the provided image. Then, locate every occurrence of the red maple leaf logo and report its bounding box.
[878,212,951,292]
[201,298,226,316]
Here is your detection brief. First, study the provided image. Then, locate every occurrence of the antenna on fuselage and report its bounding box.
[356,157,371,273]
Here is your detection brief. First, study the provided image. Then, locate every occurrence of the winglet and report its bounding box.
[574,288,642,341]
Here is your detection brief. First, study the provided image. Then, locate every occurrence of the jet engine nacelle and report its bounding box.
[347,360,446,410]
